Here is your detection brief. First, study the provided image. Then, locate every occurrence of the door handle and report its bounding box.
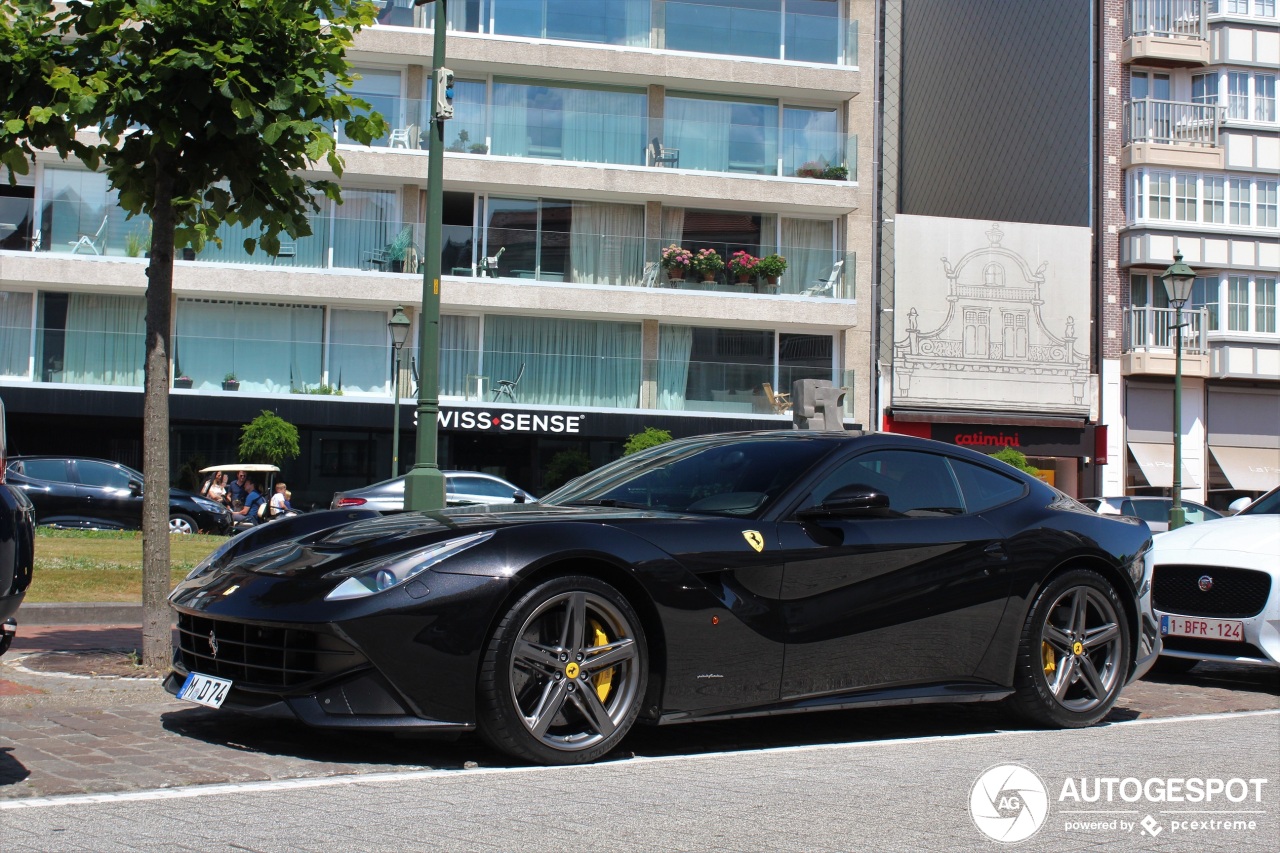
[983,542,1009,561]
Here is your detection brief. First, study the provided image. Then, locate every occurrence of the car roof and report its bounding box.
[199,464,281,474]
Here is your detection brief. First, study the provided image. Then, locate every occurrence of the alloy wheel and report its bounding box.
[1038,586,1124,712]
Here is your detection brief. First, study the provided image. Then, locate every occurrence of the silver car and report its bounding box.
[1081,496,1222,533]
[331,471,536,511]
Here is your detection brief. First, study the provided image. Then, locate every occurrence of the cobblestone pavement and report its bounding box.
[1,624,1276,803]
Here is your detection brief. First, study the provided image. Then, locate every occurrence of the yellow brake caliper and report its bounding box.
[1042,641,1056,676]
[589,619,613,702]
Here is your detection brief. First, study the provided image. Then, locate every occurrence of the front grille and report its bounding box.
[1162,637,1268,661]
[176,612,366,691]
[1152,565,1272,618]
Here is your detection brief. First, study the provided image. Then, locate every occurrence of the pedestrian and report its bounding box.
[269,482,292,518]
[231,478,264,524]
[227,470,248,508]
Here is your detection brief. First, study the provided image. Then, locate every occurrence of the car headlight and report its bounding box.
[324,531,494,601]
[192,496,226,514]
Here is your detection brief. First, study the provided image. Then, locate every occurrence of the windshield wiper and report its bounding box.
[563,498,654,509]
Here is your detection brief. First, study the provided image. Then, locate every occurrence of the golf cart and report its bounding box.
[197,464,293,532]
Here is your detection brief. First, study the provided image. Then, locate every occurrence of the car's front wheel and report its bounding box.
[168,513,198,535]
[1010,569,1131,728]
[477,575,647,765]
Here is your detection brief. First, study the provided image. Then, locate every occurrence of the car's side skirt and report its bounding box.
[653,682,1012,725]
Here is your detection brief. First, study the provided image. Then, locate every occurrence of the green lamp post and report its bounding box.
[1160,251,1196,531]
[405,0,451,510]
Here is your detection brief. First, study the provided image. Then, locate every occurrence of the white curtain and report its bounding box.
[0,291,32,378]
[484,315,641,407]
[492,82,530,157]
[657,325,693,410]
[63,293,145,386]
[440,314,481,397]
[329,309,389,395]
[561,86,646,165]
[570,201,644,286]
[176,300,323,393]
[665,97,733,173]
[333,189,396,270]
[780,217,835,295]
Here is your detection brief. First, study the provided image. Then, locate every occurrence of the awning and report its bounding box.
[1209,446,1280,492]
[1128,442,1199,489]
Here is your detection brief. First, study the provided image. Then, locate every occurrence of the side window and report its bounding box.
[948,458,1026,513]
[471,477,516,499]
[806,450,963,515]
[1184,505,1208,524]
[16,459,71,483]
[1129,500,1168,524]
[75,460,133,490]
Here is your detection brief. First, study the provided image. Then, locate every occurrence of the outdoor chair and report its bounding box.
[69,216,108,255]
[646,137,679,168]
[805,260,844,297]
[761,382,792,415]
[492,362,526,403]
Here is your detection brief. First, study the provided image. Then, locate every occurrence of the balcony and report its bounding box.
[1122,99,1224,169]
[1121,305,1212,376]
[369,0,858,67]
[1123,0,1210,66]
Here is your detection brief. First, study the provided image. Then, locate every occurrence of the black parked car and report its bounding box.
[7,456,232,535]
[167,431,1159,765]
[0,399,35,656]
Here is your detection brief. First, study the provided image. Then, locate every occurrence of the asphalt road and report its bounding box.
[1,644,1277,852]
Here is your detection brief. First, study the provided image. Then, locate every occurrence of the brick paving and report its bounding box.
[0,622,1276,803]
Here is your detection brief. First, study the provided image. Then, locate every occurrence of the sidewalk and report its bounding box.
[8,603,149,654]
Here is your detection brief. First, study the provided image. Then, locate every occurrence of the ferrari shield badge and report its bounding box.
[742,530,764,552]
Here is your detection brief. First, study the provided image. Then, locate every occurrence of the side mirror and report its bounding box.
[796,483,891,520]
[128,479,143,496]
[513,492,527,504]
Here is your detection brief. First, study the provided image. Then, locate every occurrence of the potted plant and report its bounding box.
[660,244,692,282]
[757,253,787,285]
[468,142,489,154]
[726,250,759,283]
[689,248,724,282]
[174,374,193,389]
[447,129,471,153]
[822,164,849,181]
[385,226,416,273]
[796,160,826,179]
[125,225,151,258]
[222,372,240,391]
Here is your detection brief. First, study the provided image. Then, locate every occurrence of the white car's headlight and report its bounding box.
[324,531,494,601]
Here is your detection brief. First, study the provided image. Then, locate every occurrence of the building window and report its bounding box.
[1226,72,1249,119]
[491,78,646,166]
[0,290,33,379]
[175,300,323,393]
[484,315,642,408]
[1229,180,1251,225]
[1175,174,1197,221]
[666,92,778,176]
[1257,278,1277,333]
[1227,276,1250,331]
[1259,180,1278,228]
[1258,74,1277,122]
[982,264,1005,287]
[1256,0,1277,17]
[1148,171,1172,220]
[1226,0,1250,13]
[1192,73,1218,106]
[1203,176,1225,223]
[1193,277,1219,330]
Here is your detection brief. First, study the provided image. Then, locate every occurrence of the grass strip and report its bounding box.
[26,529,226,603]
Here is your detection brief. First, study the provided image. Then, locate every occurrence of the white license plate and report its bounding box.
[1160,614,1244,641]
[178,671,233,709]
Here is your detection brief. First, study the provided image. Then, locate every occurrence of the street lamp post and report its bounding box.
[405,0,449,510]
[1160,251,1196,531]
[387,305,411,480]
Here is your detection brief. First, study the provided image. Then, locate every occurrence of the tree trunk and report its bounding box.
[141,158,176,672]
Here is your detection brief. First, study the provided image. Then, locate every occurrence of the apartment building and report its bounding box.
[1103,0,1279,509]
[0,1,876,507]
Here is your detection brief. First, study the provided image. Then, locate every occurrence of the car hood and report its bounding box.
[223,503,685,578]
[1152,515,1280,559]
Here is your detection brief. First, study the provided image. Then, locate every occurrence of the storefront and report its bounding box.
[882,412,1097,497]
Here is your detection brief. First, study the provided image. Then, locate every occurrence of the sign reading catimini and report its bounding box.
[439,409,585,434]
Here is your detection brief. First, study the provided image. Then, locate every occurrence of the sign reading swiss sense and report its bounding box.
[439,408,584,434]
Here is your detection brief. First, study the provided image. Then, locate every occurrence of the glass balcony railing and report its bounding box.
[343,94,857,181]
[1125,0,1207,39]
[1124,99,1222,147]
[373,1,858,67]
[21,200,854,300]
[1123,306,1210,353]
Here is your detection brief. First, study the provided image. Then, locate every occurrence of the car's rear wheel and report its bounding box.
[1010,569,1131,728]
[168,513,198,535]
[477,575,647,765]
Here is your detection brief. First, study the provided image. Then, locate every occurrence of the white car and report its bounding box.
[1145,486,1280,672]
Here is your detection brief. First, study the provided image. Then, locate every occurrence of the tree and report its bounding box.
[623,427,674,456]
[543,449,592,491]
[990,446,1040,476]
[1,0,386,669]
[239,410,301,467]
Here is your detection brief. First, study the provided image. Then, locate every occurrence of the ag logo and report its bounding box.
[969,764,1049,843]
[742,530,764,552]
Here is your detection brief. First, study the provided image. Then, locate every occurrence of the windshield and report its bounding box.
[541,435,837,517]
[1238,487,1280,516]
